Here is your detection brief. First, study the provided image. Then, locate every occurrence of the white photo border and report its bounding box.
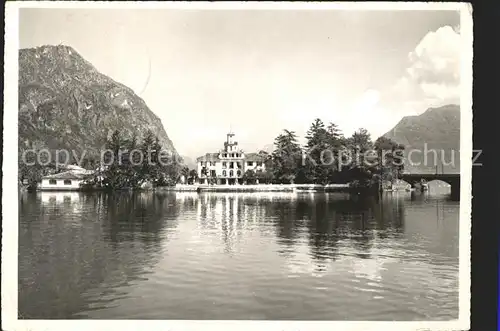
[2,2,473,331]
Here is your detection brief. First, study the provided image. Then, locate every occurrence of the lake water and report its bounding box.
[18,189,459,320]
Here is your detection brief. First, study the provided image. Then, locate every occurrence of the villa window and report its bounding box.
[231,153,235,158]
[63,179,72,185]
[235,153,239,158]
[247,161,253,166]
[49,179,57,185]
[222,162,227,168]
[237,170,241,177]
[200,161,204,166]
[222,170,227,177]
[223,153,227,158]
[210,170,216,177]
[229,170,234,177]
[237,162,242,169]
[229,162,234,169]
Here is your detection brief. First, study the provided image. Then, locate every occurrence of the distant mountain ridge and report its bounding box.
[383,104,460,174]
[180,155,197,170]
[19,45,177,161]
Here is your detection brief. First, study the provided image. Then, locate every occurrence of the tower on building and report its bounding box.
[224,131,238,152]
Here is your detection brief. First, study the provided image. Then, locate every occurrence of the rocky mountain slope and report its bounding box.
[383,104,460,174]
[19,45,177,162]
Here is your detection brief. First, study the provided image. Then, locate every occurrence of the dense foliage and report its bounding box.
[263,119,405,190]
[97,129,182,189]
[19,120,404,192]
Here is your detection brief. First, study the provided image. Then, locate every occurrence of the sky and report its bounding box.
[19,8,461,158]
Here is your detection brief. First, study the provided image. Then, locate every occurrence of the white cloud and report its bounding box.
[331,24,462,140]
[275,24,463,143]
[385,25,461,116]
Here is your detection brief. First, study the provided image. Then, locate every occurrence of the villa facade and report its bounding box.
[196,132,266,185]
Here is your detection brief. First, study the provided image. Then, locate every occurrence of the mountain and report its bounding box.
[383,104,460,174]
[180,155,197,170]
[18,45,177,162]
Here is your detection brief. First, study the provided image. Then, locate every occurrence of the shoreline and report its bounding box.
[171,184,351,193]
[28,183,384,194]
[23,183,416,194]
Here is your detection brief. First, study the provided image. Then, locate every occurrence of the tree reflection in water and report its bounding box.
[193,192,409,275]
[19,190,458,320]
[18,191,179,319]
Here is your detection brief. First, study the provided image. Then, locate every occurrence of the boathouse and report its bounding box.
[39,167,95,191]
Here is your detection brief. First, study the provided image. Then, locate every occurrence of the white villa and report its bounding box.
[196,132,266,185]
[39,165,95,190]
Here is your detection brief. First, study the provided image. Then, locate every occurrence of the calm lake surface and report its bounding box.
[19,189,459,320]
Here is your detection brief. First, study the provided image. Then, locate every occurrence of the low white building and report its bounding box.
[39,167,95,191]
[196,132,266,185]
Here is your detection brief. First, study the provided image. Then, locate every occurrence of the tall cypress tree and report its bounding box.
[272,129,302,184]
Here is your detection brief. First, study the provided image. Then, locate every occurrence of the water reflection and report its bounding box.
[190,192,457,279]
[19,191,180,319]
[19,191,459,320]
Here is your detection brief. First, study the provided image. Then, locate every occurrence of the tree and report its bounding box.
[304,118,330,184]
[326,122,344,146]
[325,122,346,183]
[349,128,373,153]
[200,166,208,184]
[102,130,130,189]
[180,166,190,184]
[255,169,273,184]
[109,130,122,156]
[343,128,375,189]
[136,130,180,187]
[18,145,51,190]
[374,136,405,185]
[256,150,274,183]
[272,129,303,184]
[242,169,257,184]
[121,133,141,188]
[163,155,182,186]
[188,169,198,184]
[81,154,99,170]
[140,130,156,182]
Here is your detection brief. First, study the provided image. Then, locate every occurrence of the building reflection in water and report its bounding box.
[196,193,268,255]
[191,192,408,278]
[192,191,457,280]
[18,191,180,319]
[167,192,407,319]
[19,190,459,319]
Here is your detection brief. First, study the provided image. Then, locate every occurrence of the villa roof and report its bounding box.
[245,153,266,162]
[196,152,266,162]
[60,164,87,172]
[42,170,94,180]
[196,153,220,162]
